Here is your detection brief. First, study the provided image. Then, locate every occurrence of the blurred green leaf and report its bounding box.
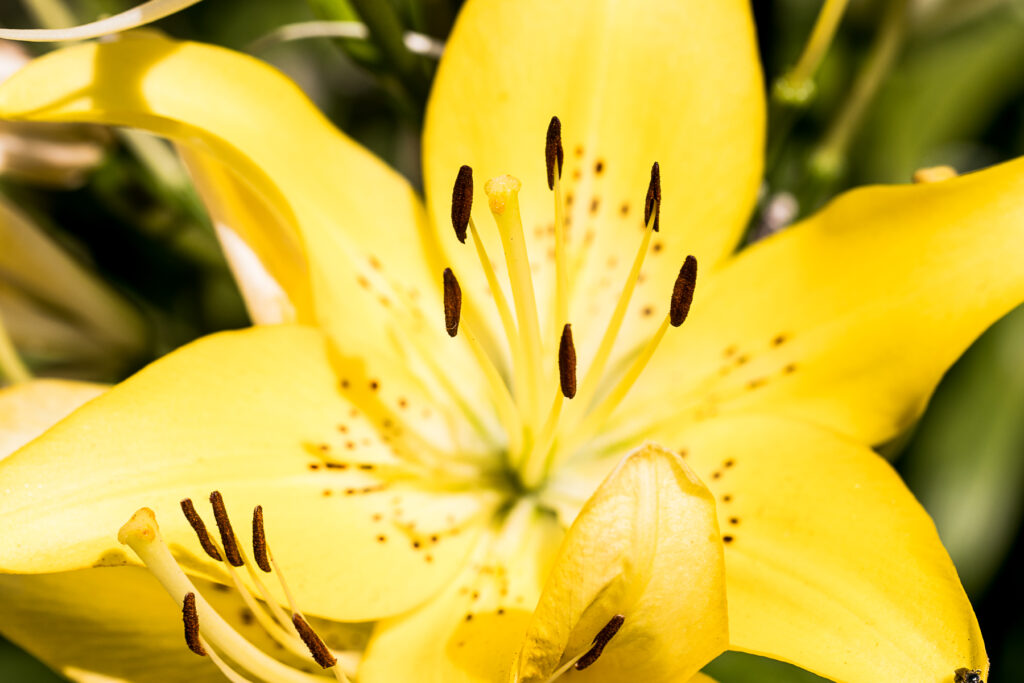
[902,303,1024,594]
[704,651,829,682]
[0,637,63,682]
[856,3,1024,182]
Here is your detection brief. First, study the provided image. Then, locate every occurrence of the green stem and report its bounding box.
[347,0,429,100]
[808,0,910,190]
[0,311,32,385]
[766,0,852,169]
[774,0,852,106]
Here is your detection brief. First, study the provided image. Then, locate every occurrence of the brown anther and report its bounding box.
[442,268,462,337]
[209,491,243,567]
[559,323,577,399]
[180,498,222,562]
[546,116,564,190]
[670,255,698,327]
[252,505,272,573]
[644,162,661,232]
[575,614,625,670]
[182,592,206,656]
[293,614,337,669]
[451,165,473,243]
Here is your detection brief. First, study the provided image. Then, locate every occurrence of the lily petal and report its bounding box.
[676,414,986,683]
[0,566,370,683]
[0,379,105,457]
[178,145,307,325]
[517,444,727,683]
[0,568,238,683]
[0,35,480,416]
[360,506,564,682]
[627,157,1024,447]
[424,0,763,356]
[0,325,486,621]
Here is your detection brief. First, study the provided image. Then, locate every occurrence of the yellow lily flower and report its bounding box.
[0,1,1017,681]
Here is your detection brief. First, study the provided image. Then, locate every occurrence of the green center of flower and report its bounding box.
[443,116,697,496]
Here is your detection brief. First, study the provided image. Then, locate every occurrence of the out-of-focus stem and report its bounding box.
[0,311,32,384]
[774,0,852,106]
[809,0,910,184]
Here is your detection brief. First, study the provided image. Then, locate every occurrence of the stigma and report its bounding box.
[119,495,357,682]
[442,116,698,490]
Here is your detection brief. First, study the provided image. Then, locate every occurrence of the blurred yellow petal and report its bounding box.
[179,146,307,325]
[517,444,727,683]
[0,325,487,622]
[0,568,236,683]
[626,156,1024,447]
[0,34,467,409]
[675,415,987,683]
[0,378,105,457]
[360,506,563,683]
[425,0,763,357]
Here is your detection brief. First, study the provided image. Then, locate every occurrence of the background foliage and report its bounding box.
[0,0,1022,680]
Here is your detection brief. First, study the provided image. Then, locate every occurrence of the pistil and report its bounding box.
[485,174,546,430]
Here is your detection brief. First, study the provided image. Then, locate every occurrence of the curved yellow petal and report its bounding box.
[517,444,727,683]
[0,379,105,457]
[0,568,241,683]
[178,145,307,325]
[0,325,486,622]
[675,414,986,683]
[360,507,564,683]
[424,0,763,360]
[688,675,718,683]
[0,35,482,415]
[0,565,369,683]
[626,156,1024,447]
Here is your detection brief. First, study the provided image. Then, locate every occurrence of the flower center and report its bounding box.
[443,116,698,493]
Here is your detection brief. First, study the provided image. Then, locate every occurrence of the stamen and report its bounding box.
[292,614,338,669]
[210,490,244,567]
[180,498,222,561]
[182,592,206,656]
[443,267,462,337]
[518,323,577,487]
[558,324,577,399]
[538,614,626,683]
[670,255,697,327]
[441,268,524,457]
[451,165,473,243]
[451,166,526,441]
[252,505,272,573]
[573,161,660,409]
[119,508,336,683]
[575,614,625,670]
[547,116,570,340]
[560,257,698,461]
[545,117,564,190]
[644,162,661,232]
